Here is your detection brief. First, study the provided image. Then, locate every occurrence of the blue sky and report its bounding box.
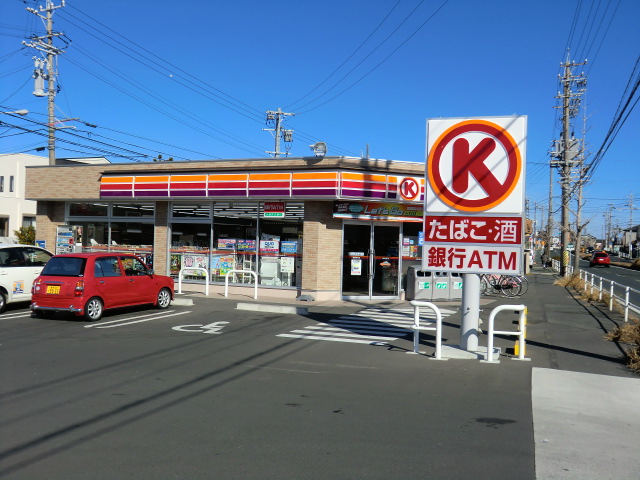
[1,0,638,240]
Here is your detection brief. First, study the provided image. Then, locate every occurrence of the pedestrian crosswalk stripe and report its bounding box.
[276,306,454,345]
[277,334,384,345]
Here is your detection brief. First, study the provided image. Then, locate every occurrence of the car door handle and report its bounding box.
[129,279,135,282]
[99,280,106,284]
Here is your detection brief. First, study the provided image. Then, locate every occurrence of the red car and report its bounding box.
[589,251,611,268]
[31,252,174,321]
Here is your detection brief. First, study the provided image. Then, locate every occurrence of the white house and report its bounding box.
[0,154,109,243]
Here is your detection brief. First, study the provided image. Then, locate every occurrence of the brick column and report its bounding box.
[302,201,343,301]
[36,201,65,252]
[154,201,169,275]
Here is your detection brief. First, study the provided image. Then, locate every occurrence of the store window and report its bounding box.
[169,203,212,279]
[0,217,8,237]
[211,202,258,284]
[67,202,155,265]
[112,202,154,217]
[69,202,108,217]
[401,222,423,291]
[258,202,303,288]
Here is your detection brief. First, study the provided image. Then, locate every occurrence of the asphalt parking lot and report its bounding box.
[0,297,537,480]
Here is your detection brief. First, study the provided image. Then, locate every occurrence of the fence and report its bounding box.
[551,259,639,322]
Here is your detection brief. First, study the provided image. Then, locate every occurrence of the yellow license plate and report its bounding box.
[46,285,61,294]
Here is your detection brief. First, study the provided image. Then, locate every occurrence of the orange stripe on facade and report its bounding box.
[101,176,133,183]
[134,176,170,183]
[292,172,338,181]
[341,172,388,183]
[250,173,290,181]
[171,175,207,182]
[208,174,247,181]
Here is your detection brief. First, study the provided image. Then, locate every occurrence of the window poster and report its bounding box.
[280,241,298,254]
[280,257,295,273]
[217,238,237,250]
[237,239,256,251]
[351,258,362,275]
[259,239,279,253]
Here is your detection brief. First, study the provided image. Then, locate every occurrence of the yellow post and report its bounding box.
[514,307,527,356]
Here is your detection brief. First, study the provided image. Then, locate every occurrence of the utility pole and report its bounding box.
[264,108,295,158]
[23,0,66,165]
[545,163,554,257]
[552,52,586,276]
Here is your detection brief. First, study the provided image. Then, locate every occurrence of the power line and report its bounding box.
[297,0,448,114]
[285,0,402,110]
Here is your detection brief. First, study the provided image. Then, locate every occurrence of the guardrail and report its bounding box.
[178,267,209,296]
[225,269,258,299]
[482,304,530,363]
[550,259,640,322]
[580,270,640,322]
[408,300,444,360]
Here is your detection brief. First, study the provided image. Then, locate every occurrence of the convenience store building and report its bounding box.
[26,156,426,301]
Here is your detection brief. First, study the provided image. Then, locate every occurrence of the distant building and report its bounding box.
[0,154,109,244]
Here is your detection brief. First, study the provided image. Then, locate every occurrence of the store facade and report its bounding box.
[26,157,425,301]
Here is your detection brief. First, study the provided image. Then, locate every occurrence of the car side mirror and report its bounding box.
[147,269,154,275]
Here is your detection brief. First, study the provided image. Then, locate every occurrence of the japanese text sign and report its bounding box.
[424,216,522,245]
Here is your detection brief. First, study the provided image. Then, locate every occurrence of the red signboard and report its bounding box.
[423,245,521,274]
[263,201,285,217]
[424,216,522,245]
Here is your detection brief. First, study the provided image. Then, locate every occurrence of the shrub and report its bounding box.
[13,225,35,245]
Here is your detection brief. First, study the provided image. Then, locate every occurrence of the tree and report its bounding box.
[13,225,35,245]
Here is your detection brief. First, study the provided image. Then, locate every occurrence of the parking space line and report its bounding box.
[0,312,32,320]
[86,310,192,329]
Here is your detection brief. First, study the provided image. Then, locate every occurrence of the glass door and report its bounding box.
[371,224,400,297]
[342,222,400,299]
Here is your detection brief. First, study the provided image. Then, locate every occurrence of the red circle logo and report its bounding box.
[427,120,522,212]
[398,177,421,201]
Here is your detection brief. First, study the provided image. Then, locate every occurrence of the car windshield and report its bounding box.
[594,253,608,258]
[41,257,86,276]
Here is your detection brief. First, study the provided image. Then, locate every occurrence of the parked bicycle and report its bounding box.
[480,274,529,297]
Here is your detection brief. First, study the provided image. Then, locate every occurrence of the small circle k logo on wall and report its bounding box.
[398,177,421,201]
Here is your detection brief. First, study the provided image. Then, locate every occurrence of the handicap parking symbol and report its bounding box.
[172,321,229,334]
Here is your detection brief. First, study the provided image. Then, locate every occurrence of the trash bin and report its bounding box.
[431,271,450,300]
[450,272,463,300]
[405,266,432,300]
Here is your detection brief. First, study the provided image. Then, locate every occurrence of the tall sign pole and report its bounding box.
[424,116,527,352]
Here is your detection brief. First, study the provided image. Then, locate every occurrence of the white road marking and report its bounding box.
[0,312,32,320]
[277,306,453,345]
[87,310,192,329]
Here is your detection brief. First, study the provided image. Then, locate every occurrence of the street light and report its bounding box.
[0,109,29,116]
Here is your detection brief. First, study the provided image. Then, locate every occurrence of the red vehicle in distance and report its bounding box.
[31,252,174,321]
[589,251,611,268]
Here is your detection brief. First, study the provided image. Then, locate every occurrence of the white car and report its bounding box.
[0,245,53,313]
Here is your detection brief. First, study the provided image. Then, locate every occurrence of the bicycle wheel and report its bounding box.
[499,275,521,297]
[480,275,490,295]
[515,275,529,296]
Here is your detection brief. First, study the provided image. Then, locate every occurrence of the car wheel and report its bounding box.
[83,297,104,321]
[156,287,171,309]
[0,291,6,314]
[605,264,610,268]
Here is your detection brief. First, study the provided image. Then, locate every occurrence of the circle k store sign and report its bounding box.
[425,117,526,214]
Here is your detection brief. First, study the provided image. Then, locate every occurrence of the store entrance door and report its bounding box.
[342,222,400,299]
